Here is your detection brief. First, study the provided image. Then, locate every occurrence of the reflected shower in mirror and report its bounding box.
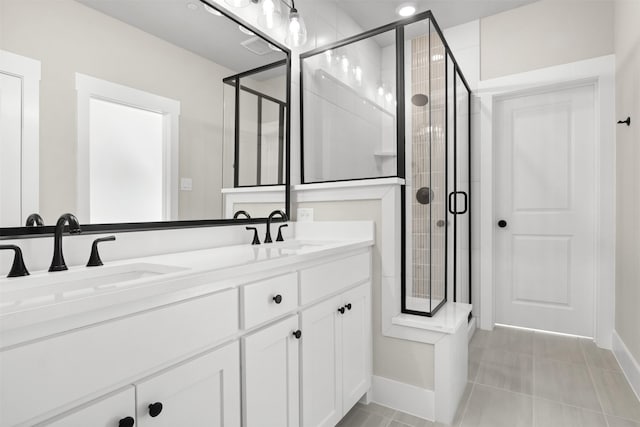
[0,0,289,229]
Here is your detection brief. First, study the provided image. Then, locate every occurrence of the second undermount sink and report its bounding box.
[0,263,187,312]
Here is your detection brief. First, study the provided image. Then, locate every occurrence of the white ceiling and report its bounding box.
[335,0,540,31]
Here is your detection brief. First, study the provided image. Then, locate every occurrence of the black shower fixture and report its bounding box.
[411,93,429,107]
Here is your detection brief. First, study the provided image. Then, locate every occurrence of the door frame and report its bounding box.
[477,55,616,348]
[75,73,181,222]
[0,50,41,222]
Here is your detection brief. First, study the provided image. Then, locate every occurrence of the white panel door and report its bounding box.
[136,342,241,427]
[0,73,22,226]
[243,315,300,427]
[42,387,135,427]
[300,295,342,427]
[494,83,596,336]
[341,283,371,413]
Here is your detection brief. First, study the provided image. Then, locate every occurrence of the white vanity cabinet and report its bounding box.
[41,387,135,427]
[301,283,371,427]
[243,315,300,427]
[135,341,241,427]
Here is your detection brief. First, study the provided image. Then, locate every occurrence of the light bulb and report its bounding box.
[341,56,349,72]
[378,86,385,96]
[286,8,307,47]
[386,92,393,102]
[325,50,333,63]
[354,66,362,84]
[225,0,250,7]
[258,0,282,30]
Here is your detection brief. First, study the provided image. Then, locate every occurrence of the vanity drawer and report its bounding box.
[0,288,238,427]
[299,251,371,305]
[242,272,298,329]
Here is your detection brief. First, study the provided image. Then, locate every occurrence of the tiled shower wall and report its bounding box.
[409,28,447,311]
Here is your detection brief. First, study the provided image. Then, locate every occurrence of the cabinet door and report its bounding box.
[41,387,135,427]
[341,283,371,412]
[300,295,342,427]
[135,341,241,427]
[243,315,300,427]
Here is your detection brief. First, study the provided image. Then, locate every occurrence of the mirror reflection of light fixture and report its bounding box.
[225,0,251,8]
[238,25,255,36]
[203,3,223,16]
[285,1,307,47]
[258,0,282,29]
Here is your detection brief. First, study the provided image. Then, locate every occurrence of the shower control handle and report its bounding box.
[497,220,508,228]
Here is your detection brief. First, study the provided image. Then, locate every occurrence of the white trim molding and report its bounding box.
[612,331,640,401]
[371,376,435,421]
[477,55,616,349]
[75,73,181,223]
[0,50,41,222]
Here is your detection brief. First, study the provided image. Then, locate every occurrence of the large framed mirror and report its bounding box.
[0,0,290,237]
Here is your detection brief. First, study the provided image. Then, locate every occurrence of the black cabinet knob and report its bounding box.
[272,294,283,304]
[497,220,508,228]
[292,330,302,339]
[148,402,163,417]
[338,306,345,314]
[119,416,135,427]
[345,303,352,311]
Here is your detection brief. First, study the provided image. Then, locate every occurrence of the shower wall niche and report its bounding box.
[301,12,471,317]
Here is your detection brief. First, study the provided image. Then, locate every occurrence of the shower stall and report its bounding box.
[300,12,471,317]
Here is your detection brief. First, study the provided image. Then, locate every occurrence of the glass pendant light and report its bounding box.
[258,0,282,29]
[225,0,251,8]
[286,3,307,47]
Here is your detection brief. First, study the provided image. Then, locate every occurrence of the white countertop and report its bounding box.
[0,238,373,348]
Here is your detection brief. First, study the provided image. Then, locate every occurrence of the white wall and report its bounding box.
[0,0,233,222]
[614,0,640,366]
[480,0,614,80]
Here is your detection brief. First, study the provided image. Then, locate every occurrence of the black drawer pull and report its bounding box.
[119,417,135,427]
[338,306,345,314]
[148,402,163,417]
[345,303,352,311]
[272,294,283,304]
[292,330,302,339]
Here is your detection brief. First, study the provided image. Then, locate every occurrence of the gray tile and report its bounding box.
[580,339,622,372]
[533,398,606,427]
[361,402,396,418]
[534,332,585,364]
[533,358,602,411]
[461,384,533,427]
[488,326,534,355]
[476,348,533,394]
[388,422,411,427]
[606,415,640,427]
[338,407,372,427]
[590,368,640,422]
[470,329,491,349]
[468,346,484,382]
[392,411,433,427]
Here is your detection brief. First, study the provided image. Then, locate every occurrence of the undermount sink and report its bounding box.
[0,263,187,312]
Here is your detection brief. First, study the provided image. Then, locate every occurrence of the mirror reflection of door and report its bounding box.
[76,73,180,224]
[0,50,40,228]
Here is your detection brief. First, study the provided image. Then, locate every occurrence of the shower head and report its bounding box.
[411,93,429,107]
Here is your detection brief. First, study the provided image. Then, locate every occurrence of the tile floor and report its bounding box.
[338,326,640,427]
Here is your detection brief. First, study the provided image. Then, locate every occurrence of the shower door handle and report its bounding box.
[448,191,468,215]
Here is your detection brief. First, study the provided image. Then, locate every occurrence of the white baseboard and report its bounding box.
[612,330,640,401]
[370,375,434,421]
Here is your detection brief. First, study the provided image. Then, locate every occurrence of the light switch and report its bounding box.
[180,178,193,191]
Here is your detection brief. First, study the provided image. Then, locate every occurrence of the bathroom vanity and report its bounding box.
[0,237,373,427]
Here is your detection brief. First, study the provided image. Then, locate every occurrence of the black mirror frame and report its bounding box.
[0,0,291,240]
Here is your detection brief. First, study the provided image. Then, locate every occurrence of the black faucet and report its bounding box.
[25,213,44,227]
[265,210,288,243]
[0,245,30,277]
[87,236,116,267]
[49,213,82,272]
[233,210,251,219]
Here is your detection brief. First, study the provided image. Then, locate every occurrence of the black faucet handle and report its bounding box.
[87,236,116,267]
[0,245,30,278]
[276,224,289,242]
[246,227,261,245]
[25,213,44,227]
[233,210,251,219]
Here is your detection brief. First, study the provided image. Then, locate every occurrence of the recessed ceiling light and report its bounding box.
[396,3,416,17]
[203,3,223,16]
[238,25,255,36]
